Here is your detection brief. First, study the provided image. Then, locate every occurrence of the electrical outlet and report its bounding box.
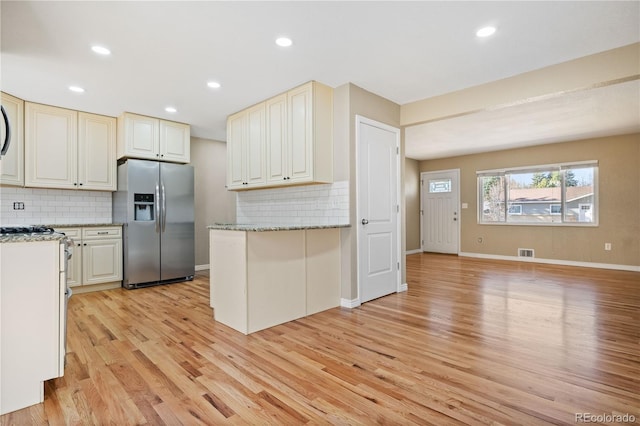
[604,243,612,251]
[12,202,25,210]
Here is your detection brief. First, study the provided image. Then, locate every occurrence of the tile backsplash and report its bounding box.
[0,187,112,225]
[237,180,349,226]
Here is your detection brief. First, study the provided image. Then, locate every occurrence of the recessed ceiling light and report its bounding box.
[165,107,177,113]
[69,86,85,93]
[207,81,221,89]
[91,45,111,55]
[476,26,496,38]
[275,37,293,47]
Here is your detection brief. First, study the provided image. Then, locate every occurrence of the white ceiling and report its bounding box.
[2,1,639,160]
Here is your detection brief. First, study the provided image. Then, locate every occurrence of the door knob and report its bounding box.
[361,218,369,225]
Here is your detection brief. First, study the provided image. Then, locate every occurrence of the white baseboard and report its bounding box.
[399,282,408,292]
[341,298,361,309]
[195,264,210,271]
[459,252,640,272]
[405,249,422,255]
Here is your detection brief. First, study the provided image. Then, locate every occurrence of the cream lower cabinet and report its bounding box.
[0,92,25,186]
[228,81,333,190]
[25,102,116,191]
[117,112,190,163]
[56,226,122,292]
[210,228,340,334]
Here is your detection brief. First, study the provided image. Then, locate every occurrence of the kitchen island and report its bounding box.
[0,233,67,414]
[208,224,348,334]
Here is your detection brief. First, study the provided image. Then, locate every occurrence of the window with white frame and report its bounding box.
[478,161,598,225]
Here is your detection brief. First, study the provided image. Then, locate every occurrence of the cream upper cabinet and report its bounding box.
[0,92,25,186]
[118,112,190,163]
[25,102,116,191]
[229,81,333,191]
[288,81,333,184]
[78,112,117,190]
[265,94,288,185]
[25,102,78,189]
[226,103,266,189]
[160,119,190,163]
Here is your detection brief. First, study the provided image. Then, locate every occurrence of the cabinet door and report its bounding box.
[78,112,116,191]
[55,227,83,287]
[83,238,123,285]
[119,113,159,160]
[266,94,288,185]
[159,120,190,163]
[0,92,25,186]
[226,111,246,189]
[287,83,313,182]
[245,103,266,186]
[25,103,77,189]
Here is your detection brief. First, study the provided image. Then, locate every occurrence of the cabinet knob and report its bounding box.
[79,183,83,186]
[83,243,87,246]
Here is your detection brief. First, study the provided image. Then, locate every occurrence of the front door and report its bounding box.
[421,169,459,254]
[357,116,400,304]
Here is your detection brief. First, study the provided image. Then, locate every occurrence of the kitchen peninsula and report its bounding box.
[208,224,348,334]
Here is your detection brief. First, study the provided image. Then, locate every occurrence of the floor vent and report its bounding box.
[518,248,535,258]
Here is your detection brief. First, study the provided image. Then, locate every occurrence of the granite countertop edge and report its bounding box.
[49,223,124,228]
[207,223,351,232]
[0,223,124,244]
[0,234,68,244]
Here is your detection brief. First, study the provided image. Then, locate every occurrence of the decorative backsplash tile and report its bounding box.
[0,187,112,225]
[236,180,349,226]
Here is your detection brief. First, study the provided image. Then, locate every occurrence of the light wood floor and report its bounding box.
[2,253,639,425]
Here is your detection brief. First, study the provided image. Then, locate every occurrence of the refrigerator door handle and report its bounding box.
[155,182,161,233]
[161,182,167,232]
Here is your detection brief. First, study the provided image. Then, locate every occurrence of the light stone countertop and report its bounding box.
[0,233,68,244]
[207,223,350,232]
[0,223,123,244]
[49,223,124,228]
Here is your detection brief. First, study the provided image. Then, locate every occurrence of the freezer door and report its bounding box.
[160,162,195,281]
[122,160,161,286]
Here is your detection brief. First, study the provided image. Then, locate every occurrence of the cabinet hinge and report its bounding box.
[397,262,400,270]
[397,205,399,213]
[396,147,399,155]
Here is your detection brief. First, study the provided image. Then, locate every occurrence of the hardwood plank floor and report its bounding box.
[2,253,639,425]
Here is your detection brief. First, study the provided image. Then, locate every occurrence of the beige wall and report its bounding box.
[419,133,640,267]
[191,136,236,267]
[337,83,402,301]
[404,157,421,251]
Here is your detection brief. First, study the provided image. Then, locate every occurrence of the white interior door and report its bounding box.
[421,169,460,254]
[357,116,400,304]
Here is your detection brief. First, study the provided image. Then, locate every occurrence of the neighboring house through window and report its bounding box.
[478,161,598,226]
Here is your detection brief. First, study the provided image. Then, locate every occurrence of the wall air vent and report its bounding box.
[518,248,535,258]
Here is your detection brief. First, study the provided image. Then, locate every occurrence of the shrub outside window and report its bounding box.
[478,161,598,226]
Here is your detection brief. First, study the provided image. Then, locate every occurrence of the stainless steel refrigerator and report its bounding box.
[113,159,195,289]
